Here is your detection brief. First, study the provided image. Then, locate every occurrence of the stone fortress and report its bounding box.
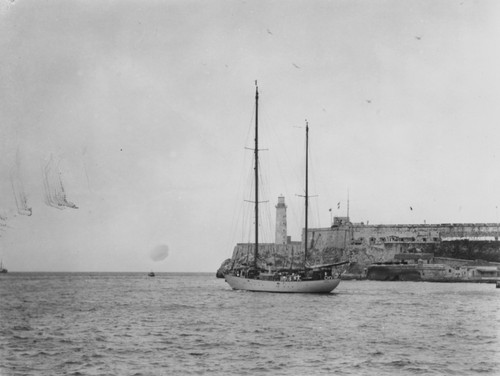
[218,196,500,277]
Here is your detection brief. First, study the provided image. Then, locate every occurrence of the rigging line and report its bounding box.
[244,99,256,155]
[308,141,322,229]
[265,119,303,232]
[261,171,274,244]
[256,157,273,243]
[307,126,330,230]
[260,99,302,183]
[244,142,260,246]
[242,188,254,245]
[243,159,254,242]
[259,103,304,229]
[227,169,246,250]
[260,199,273,244]
[235,89,259,246]
[236,133,259,246]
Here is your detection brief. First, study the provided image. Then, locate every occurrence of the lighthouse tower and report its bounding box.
[275,196,288,245]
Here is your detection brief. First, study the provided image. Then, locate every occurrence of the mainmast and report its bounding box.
[304,120,309,267]
[254,82,259,269]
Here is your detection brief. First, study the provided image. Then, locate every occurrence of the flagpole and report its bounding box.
[496,205,499,241]
[347,189,350,223]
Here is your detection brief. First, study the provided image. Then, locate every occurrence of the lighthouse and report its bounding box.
[275,196,288,245]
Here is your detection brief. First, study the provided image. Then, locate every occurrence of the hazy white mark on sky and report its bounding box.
[150,244,169,262]
[10,149,32,216]
[42,156,78,210]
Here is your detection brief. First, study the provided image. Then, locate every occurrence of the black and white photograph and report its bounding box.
[1,0,499,374]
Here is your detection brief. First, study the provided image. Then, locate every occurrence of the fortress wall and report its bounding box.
[304,223,500,266]
[227,223,500,271]
[307,223,500,248]
[308,228,347,249]
[436,223,500,238]
[352,225,440,243]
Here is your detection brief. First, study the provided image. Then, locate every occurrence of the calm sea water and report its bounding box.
[0,273,499,376]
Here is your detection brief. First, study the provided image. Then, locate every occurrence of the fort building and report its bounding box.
[224,197,500,275]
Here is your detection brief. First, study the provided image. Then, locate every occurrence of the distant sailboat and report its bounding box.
[42,156,78,210]
[148,271,155,277]
[225,83,346,293]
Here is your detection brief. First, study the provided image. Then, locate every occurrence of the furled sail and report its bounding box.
[42,156,78,210]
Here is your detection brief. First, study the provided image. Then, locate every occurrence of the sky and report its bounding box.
[1,0,499,272]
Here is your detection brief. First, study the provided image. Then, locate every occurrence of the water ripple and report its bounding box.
[1,274,499,375]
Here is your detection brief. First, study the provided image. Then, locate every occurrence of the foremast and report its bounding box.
[304,121,309,268]
[254,82,259,270]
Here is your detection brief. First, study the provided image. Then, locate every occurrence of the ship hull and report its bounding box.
[225,275,340,293]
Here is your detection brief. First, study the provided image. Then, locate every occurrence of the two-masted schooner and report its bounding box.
[225,83,346,293]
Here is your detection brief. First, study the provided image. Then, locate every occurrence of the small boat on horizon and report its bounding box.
[0,260,8,274]
[148,271,155,277]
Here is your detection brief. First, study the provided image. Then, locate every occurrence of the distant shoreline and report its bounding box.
[0,271,214,275]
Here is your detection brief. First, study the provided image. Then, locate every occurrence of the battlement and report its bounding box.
[347,222,499,230]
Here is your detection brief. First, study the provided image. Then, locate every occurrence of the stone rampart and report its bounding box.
[223,222,500,273]
[309,222,500,247]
